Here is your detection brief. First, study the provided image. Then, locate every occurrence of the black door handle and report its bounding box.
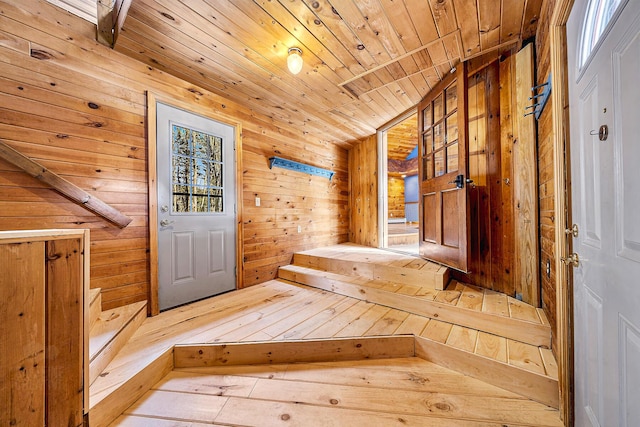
[448,174,465,189]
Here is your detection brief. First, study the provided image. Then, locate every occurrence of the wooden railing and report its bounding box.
[0,140,132,228]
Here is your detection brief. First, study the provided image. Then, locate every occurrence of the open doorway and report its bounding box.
[379,112,419,255]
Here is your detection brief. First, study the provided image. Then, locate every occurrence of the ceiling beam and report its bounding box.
[97,0,132,48]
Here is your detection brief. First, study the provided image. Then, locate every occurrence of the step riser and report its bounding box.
[89,289,102,331]
[89,302,147,385]
[293,253,447,290]
[415,336,559,409]
[279,267,551,348]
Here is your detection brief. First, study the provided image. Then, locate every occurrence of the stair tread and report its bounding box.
[279,264,551,348]
[293,243,449,290]
[90,301,146,361]
[281,264,546,323]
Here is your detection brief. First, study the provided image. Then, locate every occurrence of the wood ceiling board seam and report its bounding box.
[478,0,502,50]
[355,0,408,58]
[197,0,357,94]
[253,0,351,73]
[404,0,441,45]
[375,0,434,92]
[427,0,460,70]
[521,0,543,40]
[300,0,381,70]
[451,0,481,57]
[141,0,355,107]
[338,30,459,86]
[116,11,360,138]
[500,0,526,43]
[324,0,396,63]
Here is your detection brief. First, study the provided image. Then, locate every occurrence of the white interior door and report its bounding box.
[568,1,640,425]
[156,102,236,311]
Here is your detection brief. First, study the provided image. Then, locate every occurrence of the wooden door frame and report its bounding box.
[146,92,244,316]
[549,0,575,424]
[376,106,418,250]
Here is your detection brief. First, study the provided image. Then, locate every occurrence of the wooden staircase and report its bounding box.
[88,288,146,386]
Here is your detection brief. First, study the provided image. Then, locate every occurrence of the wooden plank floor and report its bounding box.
[92,280,561,425]
[111,357,563,426]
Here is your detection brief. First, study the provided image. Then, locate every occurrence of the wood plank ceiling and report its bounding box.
[106,0,542,148]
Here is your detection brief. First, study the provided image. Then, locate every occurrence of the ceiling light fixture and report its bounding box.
[287,47,303,75]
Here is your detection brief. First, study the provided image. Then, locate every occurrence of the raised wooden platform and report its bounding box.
[388,222,419,246]
[111,337,562,426]
[293,243,449,290]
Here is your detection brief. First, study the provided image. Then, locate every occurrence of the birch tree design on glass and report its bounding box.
[171,124,223,213]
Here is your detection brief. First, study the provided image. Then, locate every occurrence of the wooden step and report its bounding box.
[87,280,559,427]
[89,288,102,331]
[89,301,147,385]
[279,264,551,348]
[293,243,449,290]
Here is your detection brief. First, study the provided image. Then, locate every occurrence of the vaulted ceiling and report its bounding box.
[101,0,542,147]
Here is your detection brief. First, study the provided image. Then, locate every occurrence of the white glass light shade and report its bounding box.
[287,47,303,75]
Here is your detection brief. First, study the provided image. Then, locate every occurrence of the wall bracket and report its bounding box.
[524,73,552,120]
[268,156,334,180]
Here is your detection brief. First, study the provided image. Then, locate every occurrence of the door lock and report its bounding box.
[160,219,174,227]
[448,174,465,189]
[561,253,580,267]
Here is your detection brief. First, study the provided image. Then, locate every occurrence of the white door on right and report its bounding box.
[568,0,640,426]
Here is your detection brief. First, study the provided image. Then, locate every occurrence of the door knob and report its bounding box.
[565,224,579,238]
[160,219,174,227]
[561,253,580,267]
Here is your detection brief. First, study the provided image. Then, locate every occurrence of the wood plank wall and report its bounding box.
[535,0,559,353]
[387,173,405,220]
[348,135,378,247]
[0,0,349,310]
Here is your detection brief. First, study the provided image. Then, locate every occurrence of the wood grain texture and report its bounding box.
[0,241,46,426]
[349,135,378,247]
[451,61,516,295]
[46,238,85,427]
[514,43,540,306]
[115,356,561,426]
[0,0,348,309]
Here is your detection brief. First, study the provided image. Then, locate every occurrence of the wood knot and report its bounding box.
[329,398,339,405]
[30,49,53,60]
[280,414,290,421]
[434,402,451,412]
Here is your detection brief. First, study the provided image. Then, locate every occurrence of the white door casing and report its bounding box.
[156,102,236,311]
[568,1,640,425]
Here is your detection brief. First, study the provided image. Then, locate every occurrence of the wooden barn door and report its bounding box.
[418,65,470,272]
[156,102,237,311]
